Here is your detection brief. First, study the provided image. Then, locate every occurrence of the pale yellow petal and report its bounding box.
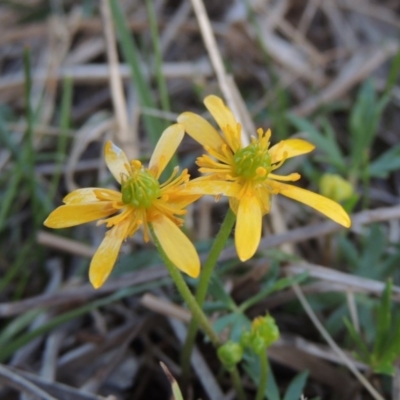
[269,180,351,227]
[204,96,242,152]
[152,215,200,278]
[149,124,184,178]
[104,141,130,184]
[63,188,98,204]
[177,111,226,151]
[44,203,116,228]
[183,178,241,197]
[269,139,315,164]
[89,220,129,288]
[204,95,237,133]
[164,192,202,208]
[235,194,262,261]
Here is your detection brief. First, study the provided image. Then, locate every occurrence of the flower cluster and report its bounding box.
[45,96,351,288]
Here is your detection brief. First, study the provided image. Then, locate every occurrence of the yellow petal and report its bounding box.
[164,192,202,208]
[269,139,315,164]
[204,95,237,133]
[269,180,351,227]
[44,203,116,228]
[63,188,99,204]
[104,141,129,184]
[152,215,200,278]
[235,193,262,261]
[177,111,226,151]
[149,124,184,178]
[204,95,242,153]
[184,178,241,197]
[89,220,129,288]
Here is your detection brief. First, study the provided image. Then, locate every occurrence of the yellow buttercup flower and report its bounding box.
[44,124,200,288]
[178,95,351,262]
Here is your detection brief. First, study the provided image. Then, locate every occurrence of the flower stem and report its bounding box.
[231,366,248,400]
[181,209,236,378]
[255,353,268,400]
[149,224,220,347]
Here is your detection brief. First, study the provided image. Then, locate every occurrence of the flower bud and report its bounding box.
[319,173,354,203]
[217,341,243,370]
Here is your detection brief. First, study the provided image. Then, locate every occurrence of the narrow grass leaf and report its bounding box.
[283,371,309,400]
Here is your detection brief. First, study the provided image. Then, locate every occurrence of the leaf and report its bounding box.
[286,113,345,170]
[213,313,238,335]
[160,362,184,400]
[349,80,378,168]
[359,225,386,279]
[373,280,392,358]
[344,317,370,362]
[368,144,400,178]
[244,355,281,400]
[283,371,309,400]
[208,275,237,310]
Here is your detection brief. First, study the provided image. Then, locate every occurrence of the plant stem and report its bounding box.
[149,224,221,347]
[181,209,236,379]
[255,352,268,400]
[231,366,248,400]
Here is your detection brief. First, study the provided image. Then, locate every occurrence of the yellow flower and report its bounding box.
[44,124,200,288]
[177,95,351,262]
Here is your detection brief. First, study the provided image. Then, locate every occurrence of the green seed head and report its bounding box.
[217,341,243,370]
[121,170,161,208]
[233,143,272,181]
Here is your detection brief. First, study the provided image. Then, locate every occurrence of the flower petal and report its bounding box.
[149,124,184,178]
[44,203,116,228]
[269,180,351,227]
[89,220,129,288]
[164,192,202,209]
[63,188,99,204]
[269,139,315,164]
[235,193,262,261]
[177,111,225,151]
[204,95,242,152]
[204,95,237,133]
[104,141,130,184]
[152,215,200,278]
[184,177,241,197]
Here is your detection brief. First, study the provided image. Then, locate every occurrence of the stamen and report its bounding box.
[269,172,301,182]
[256,167,267,177]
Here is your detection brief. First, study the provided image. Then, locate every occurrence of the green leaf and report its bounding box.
[213,313,239,335]
[208,275,237,310]
[344,317,370,362]
[239,272,308,313]
[286,113,345,171]
[374,280,392,357]
[349,80,378,167]
[283,371,309,400]
[359,225,386,279]
[369,144,400,178]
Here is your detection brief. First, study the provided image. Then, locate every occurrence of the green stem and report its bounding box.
[149,224,220,347]
[181,209,236,378]
[231,366,248,400]
[255,353,268,400]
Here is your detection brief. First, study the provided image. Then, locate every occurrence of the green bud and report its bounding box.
[319,173,354,203]
[255,315,280,348]
[251,335,267,355]
[240,331,252,348]
[217,341,243,370]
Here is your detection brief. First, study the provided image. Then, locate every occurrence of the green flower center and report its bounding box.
[233,143,272,181]
[121,169,161,208]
